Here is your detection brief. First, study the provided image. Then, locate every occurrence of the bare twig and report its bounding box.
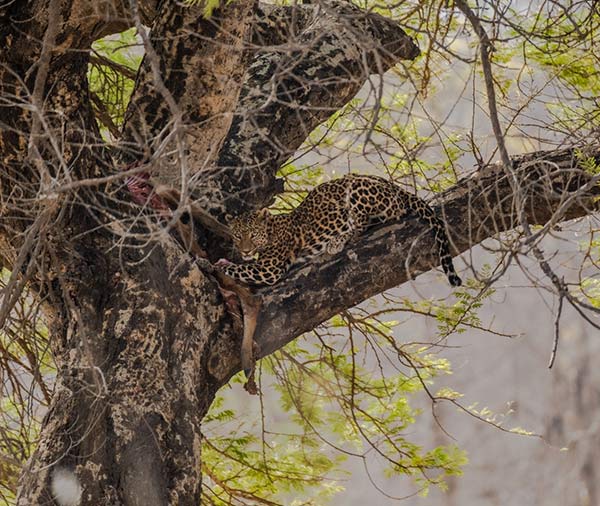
[548,291,564,369]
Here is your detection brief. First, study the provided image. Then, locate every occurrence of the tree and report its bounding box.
[0,0,598,504]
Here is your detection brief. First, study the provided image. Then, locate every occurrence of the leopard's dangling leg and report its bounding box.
[239,294,261,395]
[213,270,262,395]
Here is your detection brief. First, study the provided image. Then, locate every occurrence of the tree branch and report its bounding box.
[210,145,600,376]
[120,0,256,171]
[195,0,421,215]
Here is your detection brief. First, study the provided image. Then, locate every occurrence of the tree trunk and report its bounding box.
[0,1,248,504]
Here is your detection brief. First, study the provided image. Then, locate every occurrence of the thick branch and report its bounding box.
[2,2,239,504]
[192,1,420,215]
[210,145,600,375]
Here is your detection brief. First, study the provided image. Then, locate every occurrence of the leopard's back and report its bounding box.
[290,175,411,252]
[291,178,353,256]
[290,174,461,285]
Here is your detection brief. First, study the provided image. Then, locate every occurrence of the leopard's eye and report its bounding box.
[230,228,241,241]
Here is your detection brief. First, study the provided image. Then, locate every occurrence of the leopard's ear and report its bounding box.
[224,213,233,224]
[257,208,271,220]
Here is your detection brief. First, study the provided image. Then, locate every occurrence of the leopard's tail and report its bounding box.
[434,221,462,287]
[407,196,462,287]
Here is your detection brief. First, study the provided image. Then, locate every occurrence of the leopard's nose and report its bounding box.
[241,251,259,261]
[238,235,258,256]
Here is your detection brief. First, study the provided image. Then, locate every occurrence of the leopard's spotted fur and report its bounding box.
[218,174,461,287]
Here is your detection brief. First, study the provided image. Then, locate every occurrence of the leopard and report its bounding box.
[216,174,462,287]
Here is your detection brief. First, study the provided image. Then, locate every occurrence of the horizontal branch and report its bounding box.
[235,145,600,363]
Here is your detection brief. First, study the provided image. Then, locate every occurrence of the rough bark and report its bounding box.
[120,0,256,172]
[0,1,241,505]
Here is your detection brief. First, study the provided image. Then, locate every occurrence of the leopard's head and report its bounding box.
[228,209,272,260]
